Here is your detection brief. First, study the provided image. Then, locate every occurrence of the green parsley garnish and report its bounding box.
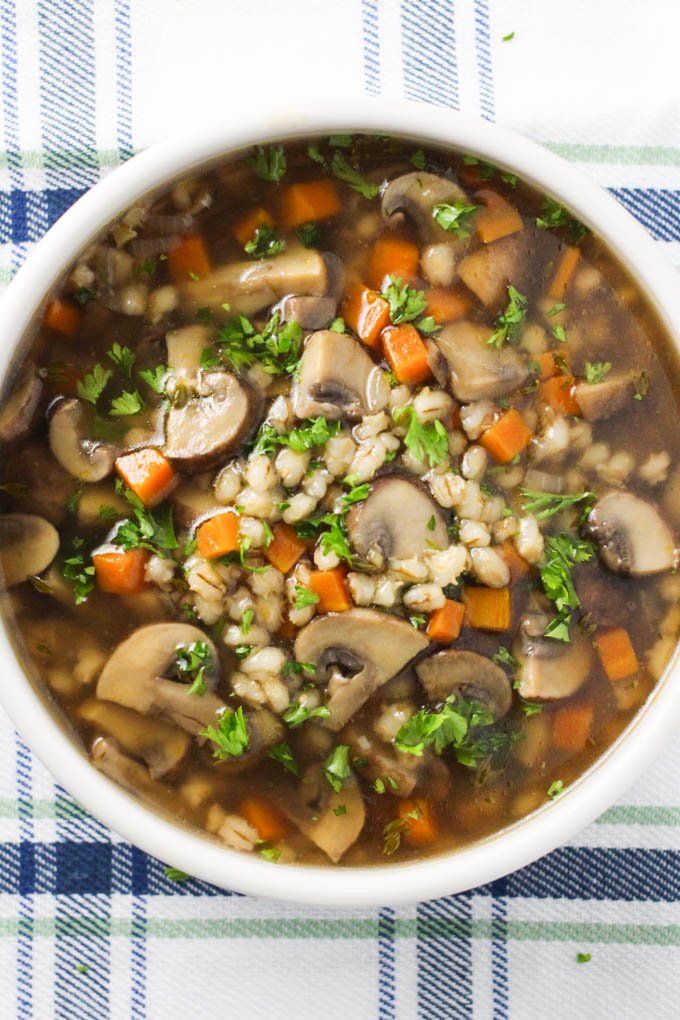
[201,706,250,760]
[333,804,348,817]
[329,316,345,333]
[107,343,135,377]
[252,416,340,457]
[282,701,331,729]
[164,866,189,882]
[395,698,519,766]
[175,641,212,697]
[113,484,177,556]
[633,370,649,401]
[74,286,97,306]
[492,645,520,670]
[539,534,595,641]
[551,324,567,343]
[241,608,254,635]
[293,584,320,610]
[295,221,322,248]
[324,744,352,793]
[487,285,528,348]
[502,31,515,41]
[244,225,286,259]
[432,199,480,239]
[267,741,300,777]
[61,539,96,605]
[576,952,592,963]
[216,310,303,377]
[410,148,426,170]
[281,660,316,678]
[547,779,564,799]
[76,364,112,406]
[258,841,282,862]
[536,196,589,243]
[520,488,596,521]
[139,365,167,394]
[392,406,449,468]
[340,482,369,509]
[246,144,286,182]
[381,276,437,334]
[328,151,379,199]
[584,361,612,384]
[109,389,145,417]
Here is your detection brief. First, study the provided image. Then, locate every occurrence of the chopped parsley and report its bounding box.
[551,324,567,343]
[139,365,168,394]
[520,488,596,521]
[282,701,331,729]
[340,482,369,509]
[333,803,348,817]
[410,148,426,170]
[109,389,145,417]
[267,741,300,777]
[295,510,353,564]
[74,286,97,306]
[329,316,345,333]
[392,405,449,468]
[281,660,316,678]
[201,706,250,760]
[584,361,612,384]
[536,196,589,243]
[381,276,437,333]
[164,866,189,882]
[547,779,565,799]
[492,645,520,670]
[539,534,595,641]
[241,608,254,635]
[427,515,436,531]
[216,311,303,377]
[395,698,519,767]
[432,199,480,239]
[244,225,286,259]
[502,31,515,41]
[324,744,352,793]
[252,416,340,457]
[576,952,592,964]
[113,484,177,556]
[76,364,112,406]
[328,151,379,199]
[295,221,322,248]
[487,285,528,348]
[61,539,96,605]
[293,584,320,610]
[107,342,135,377]
[633,369,649,401]
[258,841,282,863]
[175,640,212,697]
[246,144,286,182]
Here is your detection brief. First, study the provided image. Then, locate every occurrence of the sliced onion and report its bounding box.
[146,212,194,235]
[523,469,566,493]
[128,236,182,259]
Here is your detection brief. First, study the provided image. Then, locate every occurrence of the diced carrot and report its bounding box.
[239,797,290,842]
[115,448,177,508]
[232,207,275,247]
[93,547,149,595]
[196,512,239,559]
[462,586,511,631]
[427,599,466,643]
[167,234,212,282]
[381,323,431,385]
[594,628,640,682]
[424,287,472,324]
[308,568,352,614]
[480,409,533,463]
[538,375,580,416]
[552,702,594,753]
[548,245,580,301]
[398,798,438,848]
[500,540,530,581]
[536,352,560,380]
[279,179,342,229]
[474,189,524,244]
[43,298,80,337]
[264,523,307,573]
[367,236,419,290]
[342,283,391,348]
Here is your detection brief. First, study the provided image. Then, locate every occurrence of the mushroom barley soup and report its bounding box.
[0,135,679,868]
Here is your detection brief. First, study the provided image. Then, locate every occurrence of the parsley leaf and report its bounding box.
[324,744,352,793]
[139,365,168,394]
[113,484,177,555]
[175,640,213,697]
[539,534,595,641]
[293,584,320,610]
[328,151,379,199]
[432,199,480,238]
[201,706,249,760]
[295,222,322,248]
[381,276,437,333]
[520,488,596,521]
[410,148,426,170]
[536,197,589,243]
[547,779,564,798]
[633,370,649,401]
[61,539,96,605]
[246,144,286,182]
[392,406,449,468]
[340,482,369,509]
[576,952,592,964]
[109,389,145,417]
[395,697,519,767]
[164,866,189,882]
[584,361,612,384]
[216,311,303,377]
[252,416,340,457]
[282,701,331,729]
[281,660,316,678]
[486,285,528,348]
[267,741,300,777]
[76,364,112,406]
[244,225,286,259]
[107,343,135,378]
[74,286,97,306]
[492,645,520,670]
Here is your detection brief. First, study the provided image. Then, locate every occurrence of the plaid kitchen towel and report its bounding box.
[0,1,679,1017]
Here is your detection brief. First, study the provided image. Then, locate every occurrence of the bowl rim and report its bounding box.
[1,98,679,908]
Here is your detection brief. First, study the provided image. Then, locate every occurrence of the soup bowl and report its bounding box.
[0,99,679,907]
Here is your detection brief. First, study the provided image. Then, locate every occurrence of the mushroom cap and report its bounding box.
[49,398,119,482]
[164,370,257,470]
[97,622,220,716]
[457,234,526,309]
[271,763,365,863]
[166,324,212,378]
[513,613,592,700]
[78,697,189,779]
[277,294,337,331]
[291,330,389,421]
[294,608,429,731]
[573,372,636,423]
[0,361,42,443]
[0,513,60,587]
[415,649,513,719]
[586,490,678,576]
[435,320,529,402]
[181,247,328,317]
[346,475,448,561]
[382,171,470,244]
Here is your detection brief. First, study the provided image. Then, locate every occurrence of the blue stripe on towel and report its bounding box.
[401,0,459,109]
[417,893,473,1019]
[361,0,381,96]
[473,0,495,120]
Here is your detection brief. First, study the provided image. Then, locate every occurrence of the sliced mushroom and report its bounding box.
[295,609,429,731]
[291,330,389,420]
[382,171,470,244]
[321,252,345,302]
[96,622,222,730]
[78,698,189,779]
[166,324,212,378]
[181,247,328,317]
[573,372,636,422]
[0,362,42,442]
[91,736,178,808]
[75,483,128,528]
[586,491,678,576]
[271,763,365,863]
[415,650,512,719]
[344,723,420,798]
[435,320,529,402]
[49,399,119,482]
[458,234,526,308]
[164,370,258,470]
[426,338,449,389]
[0,513,59,587]
[512,613,591,700]
[347,476,448,562]
[277,294,337,331]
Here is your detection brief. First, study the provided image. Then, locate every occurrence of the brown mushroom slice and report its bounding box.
[166,324,212,377]
[586,491,678,576]
[277,294,337,331]
[344,724,419,798]
[295,609,429,731]
[291,330,389,421]
[435,320,529,402]
[91,736,178,808]
[97,622,220,720]
[0,513,59,587]
[382,171,470,244]
[164,370,256,471]
[78,698,189,779]
[49,398,119,482]
[0,362,42,442]
[573,372,636,422]
[347,476,448,561]
[272,763,365,863]
[415,650,512,719]
[181,248,327,316]
[512,613,592,700]
[458,234,526,308]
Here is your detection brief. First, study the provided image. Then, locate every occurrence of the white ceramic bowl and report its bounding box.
[1,99,679,907]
